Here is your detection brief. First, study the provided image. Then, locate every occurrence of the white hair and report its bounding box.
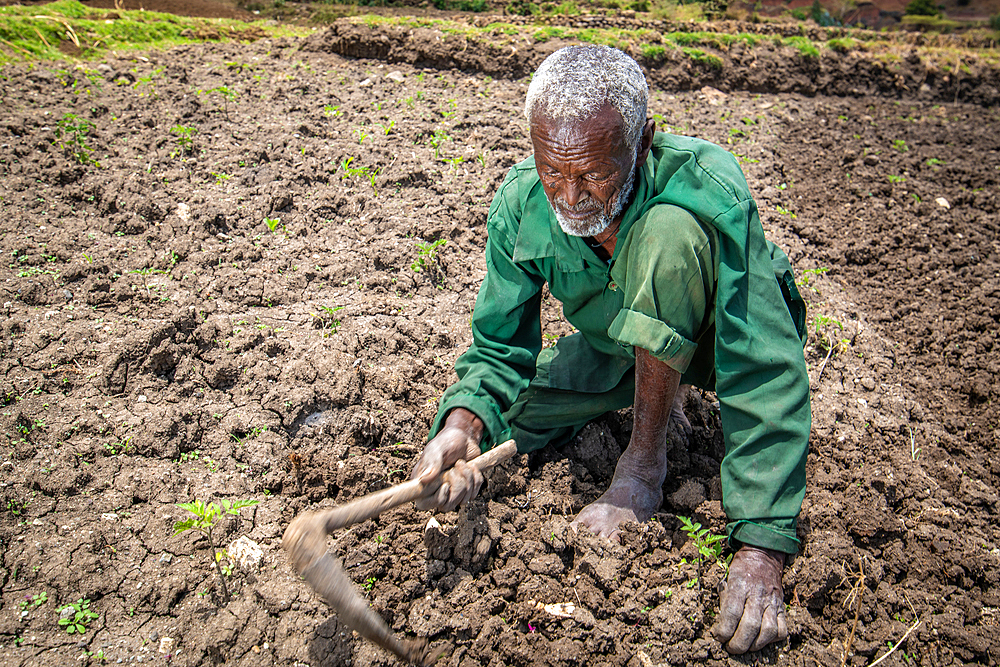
[525,45,648,152]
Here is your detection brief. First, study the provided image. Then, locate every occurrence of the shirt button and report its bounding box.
[608,282,617,291]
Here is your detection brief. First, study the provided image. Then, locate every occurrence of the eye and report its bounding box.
[584,172,614,184]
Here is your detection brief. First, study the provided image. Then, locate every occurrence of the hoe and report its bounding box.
[282,439,517,665]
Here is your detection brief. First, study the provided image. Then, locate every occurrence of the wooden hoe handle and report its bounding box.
[281,439,518,665]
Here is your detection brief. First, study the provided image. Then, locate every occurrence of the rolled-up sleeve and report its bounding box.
[607,204,716,374]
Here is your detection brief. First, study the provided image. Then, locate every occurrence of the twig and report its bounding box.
[868,619,921,667]
[0,38,30,58]
[816,343,835,382]
[32,26,50,48]
[840,555,866,667]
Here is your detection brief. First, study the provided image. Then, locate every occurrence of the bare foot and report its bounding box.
[572,453,667,542]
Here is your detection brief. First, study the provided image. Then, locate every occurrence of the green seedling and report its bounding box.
[323,104,342,117]
[892,139,909,152]
[199,86,238,121]
[57,599,99,634]
[264,217,282,233]
[170,125,197,158]
[173,498,259,603]
[363,576,377,591]
[796,266,829,292]
[678,516,730,571]
[55,113,98,166]
[312,305,343,335]
[19,591,48,610]
[411,239,447,273]
[429,128,450,160]
[887,174,907,184]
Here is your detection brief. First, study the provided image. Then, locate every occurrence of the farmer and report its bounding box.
[411,45,810,654]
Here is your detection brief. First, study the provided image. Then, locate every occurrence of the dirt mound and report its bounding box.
[0,24,997,667]
[303,17,1000,106]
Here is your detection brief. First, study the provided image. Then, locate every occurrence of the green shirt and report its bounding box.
[433,132,811,554]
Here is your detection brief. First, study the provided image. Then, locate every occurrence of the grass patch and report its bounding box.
[0,0,303,64]
[682,47,723,70]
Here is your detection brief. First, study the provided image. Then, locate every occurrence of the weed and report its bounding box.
[173,498,259,603]
[57,599,99,634]
[796,266,829,292]
[170,125,197,158]
[892,139,909,152]
[312,304,343,334]
[925,158,945,167]
[429,128,450,159]
[55,113,98,166]
[363,576,377,591]
[19,591,47,610]
[411,239,447,273]
[323,104,342,117]
[887,174,907,184]
[198,86,238,121]
[678,516,730,571]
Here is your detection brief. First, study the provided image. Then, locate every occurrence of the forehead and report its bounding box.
[530,104,626,160]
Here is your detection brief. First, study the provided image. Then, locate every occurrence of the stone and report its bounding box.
[386,71,405,83]
[227,535,264,572]
[935,197,950,209]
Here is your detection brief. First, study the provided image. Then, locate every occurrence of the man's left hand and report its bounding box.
[712,545,788,654]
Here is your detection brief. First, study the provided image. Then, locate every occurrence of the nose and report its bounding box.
[560,178,586,207]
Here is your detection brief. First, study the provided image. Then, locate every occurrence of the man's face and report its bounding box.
[530,104,636,237]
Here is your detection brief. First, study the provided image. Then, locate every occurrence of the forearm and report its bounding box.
[631,348,679,455]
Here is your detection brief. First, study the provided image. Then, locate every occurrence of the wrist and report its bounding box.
[738,544,786,568]
[444,408,484,445]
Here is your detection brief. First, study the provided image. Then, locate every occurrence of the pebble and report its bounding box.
[386,71,405,83]
[228,536,264,572]
[158,637,174,654]
[935,197,950,209]
[159,552,173,565]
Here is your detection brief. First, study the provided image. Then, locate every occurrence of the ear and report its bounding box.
[636,118,656,165]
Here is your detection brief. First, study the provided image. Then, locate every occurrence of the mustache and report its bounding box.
[553,196,602,213]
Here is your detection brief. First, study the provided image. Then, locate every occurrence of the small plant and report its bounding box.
[892,139,910,152]
[796,266,829,292]
[678,516,730,571]
[199,86,238,121]
[323,104,342,117]
[170,125,197,158]
[173,498,259,603]
[312,304,344,334]
[363,576,377,591]
[429,128,451,160]
[411,239,447,273]
[264,217,282,233]
[887,174,907,184]
[57,599,99,634]
[55,113,98,166]
[19,591,48,610]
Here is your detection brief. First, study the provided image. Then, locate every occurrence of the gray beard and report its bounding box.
[551,158,636,238]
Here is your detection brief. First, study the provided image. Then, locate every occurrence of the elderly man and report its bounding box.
[411,45,810,654]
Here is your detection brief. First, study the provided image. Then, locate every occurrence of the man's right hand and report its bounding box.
[410,409,485,512]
